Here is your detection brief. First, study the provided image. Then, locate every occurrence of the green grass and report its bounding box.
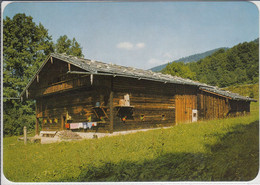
[3,102,259,182]
[223,83,259,100]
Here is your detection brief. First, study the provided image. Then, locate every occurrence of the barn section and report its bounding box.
[20,53,256,134]
[197,86,252,120]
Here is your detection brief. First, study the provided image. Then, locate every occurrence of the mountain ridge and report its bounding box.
[161,39,259,88]
[150,47,229,72]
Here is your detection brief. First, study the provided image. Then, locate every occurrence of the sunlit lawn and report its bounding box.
[3,102,259,182]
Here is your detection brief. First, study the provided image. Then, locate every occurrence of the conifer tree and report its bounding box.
[55,35,84,57]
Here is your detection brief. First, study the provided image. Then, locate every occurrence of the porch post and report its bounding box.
[109,78,114,133]
[35,99,39,136]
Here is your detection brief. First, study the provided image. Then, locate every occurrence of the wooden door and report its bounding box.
[175,94,197,124]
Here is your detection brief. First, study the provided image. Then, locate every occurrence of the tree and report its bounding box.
[55,35,84,57]
[3,13,54,135]
[161,62,196,80]
[55,35,71,54]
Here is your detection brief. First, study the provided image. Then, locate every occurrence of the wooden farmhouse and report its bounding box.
[20,53,256,134]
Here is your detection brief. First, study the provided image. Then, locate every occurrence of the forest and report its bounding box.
[162,39,259,88]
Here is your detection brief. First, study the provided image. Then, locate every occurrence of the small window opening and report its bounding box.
[140,115,145,121]
[162,115,165,120]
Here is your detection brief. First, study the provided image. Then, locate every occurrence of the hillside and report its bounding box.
[162,39,259,88]
[3,103,258,182]
[150,47,228,72]
[222,83,259,100]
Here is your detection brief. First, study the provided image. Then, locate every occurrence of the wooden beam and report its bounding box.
[68,63,71,71]
[90,74,93,85]
[67,71,92,75]
[37,74,39,83]
[51,56,53,64]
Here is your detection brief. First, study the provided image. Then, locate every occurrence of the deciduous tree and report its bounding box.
[3,13,54,135]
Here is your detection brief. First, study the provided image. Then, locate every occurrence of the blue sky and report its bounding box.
[3,1,259,69]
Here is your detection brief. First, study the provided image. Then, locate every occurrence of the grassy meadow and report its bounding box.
[3,102,259,182]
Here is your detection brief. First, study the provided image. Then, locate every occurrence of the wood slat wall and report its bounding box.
[197,91,229,120]
[197,90,250,120]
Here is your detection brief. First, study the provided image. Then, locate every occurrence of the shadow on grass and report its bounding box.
[57,121,259,182]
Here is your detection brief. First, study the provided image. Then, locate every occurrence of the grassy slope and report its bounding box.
[3,102,259,182]
[223,83,259,100]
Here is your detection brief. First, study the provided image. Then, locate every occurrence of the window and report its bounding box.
[162,115,165,120]
[140,115,145,121]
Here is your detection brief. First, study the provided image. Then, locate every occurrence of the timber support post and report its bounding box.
[36,118,39,136]
[24,126,27,145]
[109,91,114,133]
[109,77,114,133]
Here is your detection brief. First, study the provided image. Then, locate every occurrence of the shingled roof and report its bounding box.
[20,53,256,102]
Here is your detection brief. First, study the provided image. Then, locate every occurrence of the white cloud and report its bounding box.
[117,42,134,50]
[117,42,145,50]
[136,42,145,49]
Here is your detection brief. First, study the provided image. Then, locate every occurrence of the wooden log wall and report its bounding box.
[37,90,90,131]
[35,73,112,131]
[113,92,175,131]
[36,87,112,131]
[28,58,92,99]
[112,77,176,131]
[36,74,177,132]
